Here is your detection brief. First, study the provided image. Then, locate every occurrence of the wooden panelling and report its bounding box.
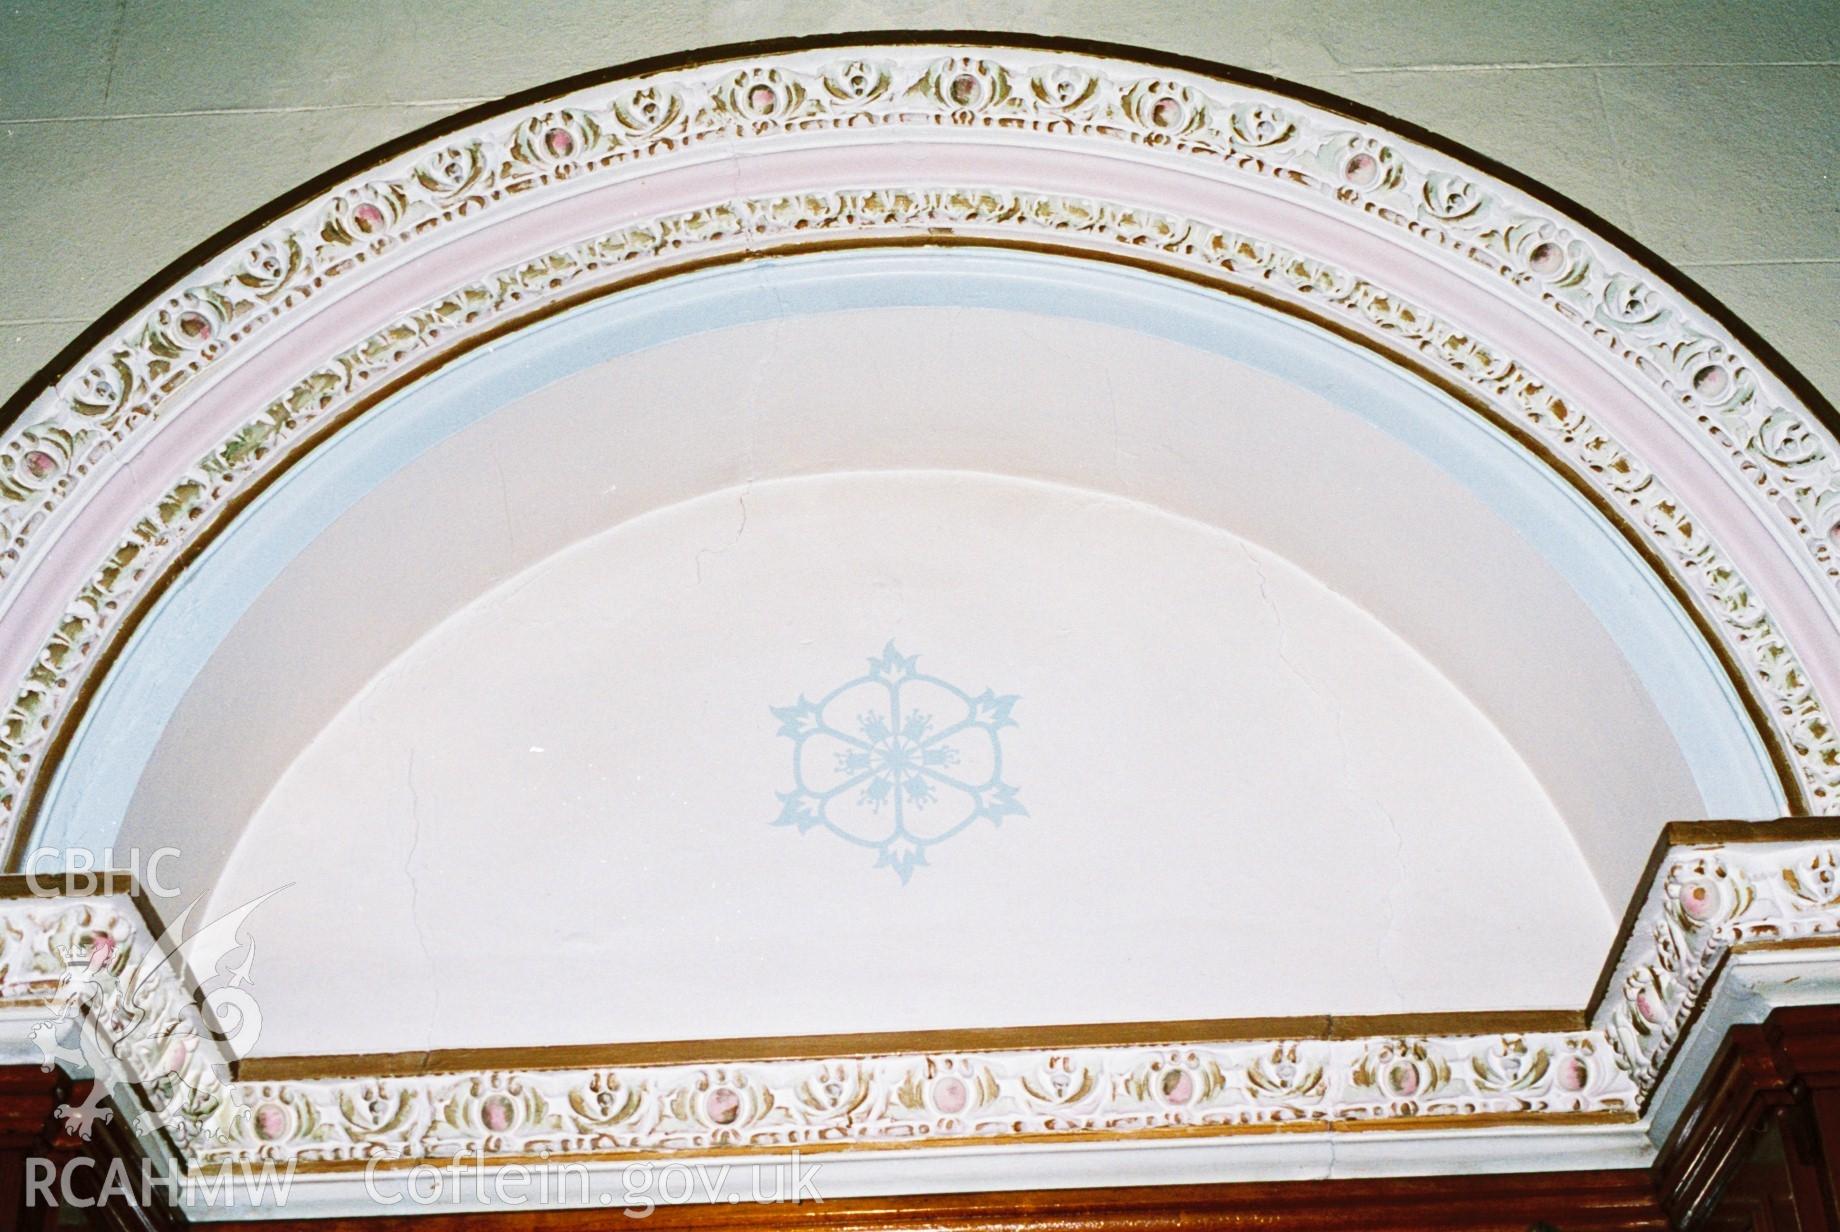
[1657,1006,1840,1230]
[203,1170,1667,1232]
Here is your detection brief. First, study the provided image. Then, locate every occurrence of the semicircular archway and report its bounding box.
[2,34,1838,1207]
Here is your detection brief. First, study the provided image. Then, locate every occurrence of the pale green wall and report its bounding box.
[1,1,1835,399]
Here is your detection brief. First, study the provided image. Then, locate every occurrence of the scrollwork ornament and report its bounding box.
[1502,218,1593,288]
[233,236,307,302]
[1665,336,1757,414]
[1626,960,1679,1036]
[144,288,234,360]
[921,56,1011,115]
[724,68,808,126]
[24,833,1840,1173]
[671,1069,772,1141]
[1228,101,1295,147]
[1030,64,1101,117]
[1324,133,1405,192]
[1244,1041,1328,1107]
[1,426,77,499]
[1550,1037,1613,1107]
[795,1062,872,1124]
[1754,410,1828,469]
[891,1058,987,1124]
[3,46,1833,630]
[1666,856,1753,931]
[566,1070,645,1135]
[1019,1054,1101,1113]
[65,355,134,420]
[1352,1039,1451,1109]
[1784,849,1840,911]
[412,142,493,203]
[236,1086,322,1153]
[1128,1050,1227,1112]
[1421,170,1484,221]
[439,1073,552,1146]
[320,184,411,246]
[1122,78,1209,138]
[1468,1035,1550,1096]
[3,183,1838,839]
[336,1081,421,1142]
[1598,274,1669,332]
[510,109,603,167]
[820,58,894,109]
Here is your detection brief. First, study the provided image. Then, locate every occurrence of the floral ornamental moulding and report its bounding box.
[0,40,1834,1216]
[0,821,1834,1183]
[0,40,1834,866]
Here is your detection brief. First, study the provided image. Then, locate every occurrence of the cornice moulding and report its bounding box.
[0,41,1837,872]
[3,38,1840,1217]
[0,821,1835,1215]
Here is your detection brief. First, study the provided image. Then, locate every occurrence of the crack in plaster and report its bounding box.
[492,457,515,570]
[0,100,489,125]
[1098,352,1128,493]
[1240,541,1409,1011]
[1347,59,1840,72]
[403,746,441,1050]
[1679,257,1840,267]
[1589,68,1643,237]
[692,198,773,589]
[692,491,751,587]
[98,0,127,107]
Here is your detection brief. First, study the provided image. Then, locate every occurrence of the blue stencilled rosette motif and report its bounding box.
[771,644,1025,881]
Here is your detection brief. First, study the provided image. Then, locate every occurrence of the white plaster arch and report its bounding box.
[0,36,1838,1207]
[2,41,1835,886]
[36,249,1763,913]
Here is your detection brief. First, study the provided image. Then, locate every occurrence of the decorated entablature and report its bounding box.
[2,821,1839,1204]
[2,36,1839,1219]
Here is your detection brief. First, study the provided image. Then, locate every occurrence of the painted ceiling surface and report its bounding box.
[0,37,1835,1217]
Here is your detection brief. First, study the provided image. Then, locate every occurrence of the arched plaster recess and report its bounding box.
[0,40,1831,1211]
[3,43,1825,923]
[56,258,1735,912]
[209,469,1613,1054]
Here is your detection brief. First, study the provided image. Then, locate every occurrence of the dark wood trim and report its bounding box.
[1662,819,1840,848]
[0,1068,178,1232]
[1655,1004,1840,1229]
[0,1063,74,1232]
[204,1170,1667,1232]
[0,1065,65,1148]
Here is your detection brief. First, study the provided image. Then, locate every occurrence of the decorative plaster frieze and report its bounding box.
[1,185,1833,863]
[3,46,1834,593]
[0,826,1835,1179]
[198,1030,1627,1168]
[0,892,240,1151]
[0,891,1634,1172]
[1593,829,1840,1092]
[1,43,1837,854]
[6,48,1834,579]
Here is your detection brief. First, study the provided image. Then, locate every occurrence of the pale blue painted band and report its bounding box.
[35,248,1784,855]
